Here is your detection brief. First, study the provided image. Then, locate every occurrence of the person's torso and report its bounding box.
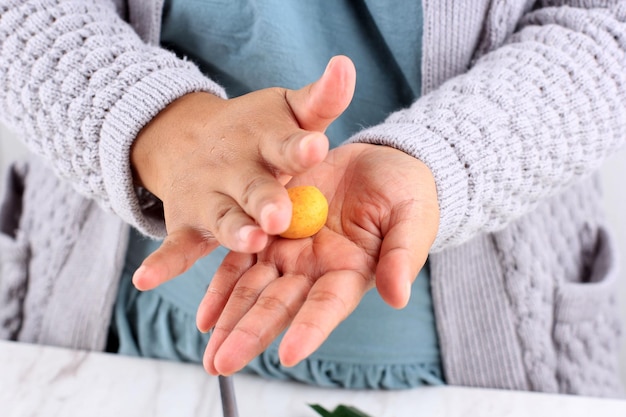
[160,0,423,146]
[119,0,442,384]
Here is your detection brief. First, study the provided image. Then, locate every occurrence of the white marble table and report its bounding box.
[1,340,625,417]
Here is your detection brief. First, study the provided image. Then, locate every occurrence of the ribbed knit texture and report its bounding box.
[349,1,626,251]
[0,0,225,237]
[347,0,626,397]
[432,175,623,396]
[0,0,625,397]
[18,156,129,349]
[494,176,622,396]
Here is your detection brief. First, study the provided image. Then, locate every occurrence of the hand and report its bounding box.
[196,143,440,375]
[131,56,356,290]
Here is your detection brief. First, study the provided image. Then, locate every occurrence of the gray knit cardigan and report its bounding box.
[0,0,625,397]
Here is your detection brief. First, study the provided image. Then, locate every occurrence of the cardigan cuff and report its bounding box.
[347,121,469,251]
[100,64,226,237]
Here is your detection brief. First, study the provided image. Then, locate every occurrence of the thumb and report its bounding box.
[286,55,356,132]
[375,205,437,309]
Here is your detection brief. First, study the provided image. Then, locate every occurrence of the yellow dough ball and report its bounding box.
[280,185,328,239]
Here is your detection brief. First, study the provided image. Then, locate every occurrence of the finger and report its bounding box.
[277,270,371,368]
[375,203,436,309]
[264,129,329,175]
[210,273,313,376]
[202,262,280,375]
[132,228,219,291]
[196,251,256,333]
[253,130,328,219]
[217,134,327,240]
[286,55,356,132]
[190,190,272,253]
[214,56,356,237]
[220,170,293,237]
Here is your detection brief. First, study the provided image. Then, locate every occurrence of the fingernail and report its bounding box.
[132,265,146,287]
[404,280,412,303]
[324,56,336,76]
[260,203,278,228]
[238,225,256,243]
[298,133,313,152]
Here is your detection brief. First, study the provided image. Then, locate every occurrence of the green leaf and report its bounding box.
[309,404,374,417]
[309,404,333,417]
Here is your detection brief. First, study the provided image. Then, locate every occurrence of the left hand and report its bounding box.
[130,56,356,288]
[196,143,440,376]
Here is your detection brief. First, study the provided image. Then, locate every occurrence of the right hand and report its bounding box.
[195,143,440,375]
[131,56,356,290]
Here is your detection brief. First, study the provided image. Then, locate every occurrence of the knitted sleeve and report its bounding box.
[0,0,226,236]
[348,1,626,252]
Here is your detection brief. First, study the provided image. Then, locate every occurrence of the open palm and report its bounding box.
[197,143,440,375]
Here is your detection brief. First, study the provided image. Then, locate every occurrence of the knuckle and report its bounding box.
[308,289,349,318]
[204,284,227,300]
[212,200,239,233]
[217,260,244,278]
[231,285,261,304]
[293,319,327,340]
[239,175,271,207]
[232,325,265,351]
[213,322,234,334]
[256,294,294,319]
[160,238,193,274]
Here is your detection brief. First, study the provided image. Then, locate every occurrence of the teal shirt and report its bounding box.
[112,0,443,389]
[159,0,422,145]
